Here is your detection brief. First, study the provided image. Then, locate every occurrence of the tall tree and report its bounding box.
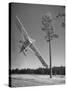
[41,12,58,78]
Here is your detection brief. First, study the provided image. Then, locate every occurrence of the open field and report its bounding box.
[11,74,65,87]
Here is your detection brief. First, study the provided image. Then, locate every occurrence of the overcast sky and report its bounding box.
[11,3,65,69]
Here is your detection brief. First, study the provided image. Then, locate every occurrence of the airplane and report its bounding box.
[15,16,48,68]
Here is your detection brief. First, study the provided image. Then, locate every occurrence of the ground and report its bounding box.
[11,74,65,87]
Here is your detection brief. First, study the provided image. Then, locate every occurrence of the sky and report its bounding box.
[11,3,65,69]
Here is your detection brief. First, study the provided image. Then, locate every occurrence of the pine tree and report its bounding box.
[41,12,58,78]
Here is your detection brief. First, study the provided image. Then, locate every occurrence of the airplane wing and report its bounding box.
[16,16,29,41]
[15,16,48,68]
[29,44,48,68]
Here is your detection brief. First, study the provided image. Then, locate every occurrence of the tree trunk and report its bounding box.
[49,39,52,78]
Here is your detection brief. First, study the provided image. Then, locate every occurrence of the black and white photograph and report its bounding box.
[9,3,65,87]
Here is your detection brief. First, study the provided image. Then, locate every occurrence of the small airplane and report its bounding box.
[15,16,48,68]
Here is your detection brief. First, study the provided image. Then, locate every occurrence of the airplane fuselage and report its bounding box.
[20,39,31,52]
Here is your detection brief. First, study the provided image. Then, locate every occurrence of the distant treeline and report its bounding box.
[10,66,65,75]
